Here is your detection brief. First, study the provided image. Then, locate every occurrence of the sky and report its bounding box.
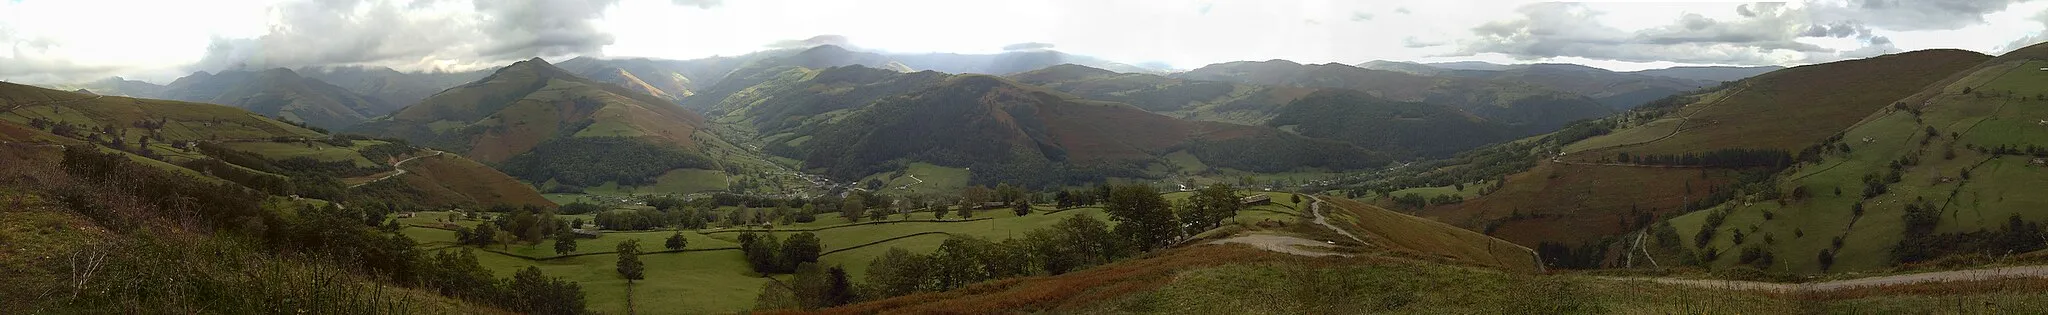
[5,0,2048,84]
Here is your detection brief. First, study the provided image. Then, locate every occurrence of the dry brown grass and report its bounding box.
[795,245,1292,315]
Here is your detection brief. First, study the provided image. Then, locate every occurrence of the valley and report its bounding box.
[10,5,2048,313]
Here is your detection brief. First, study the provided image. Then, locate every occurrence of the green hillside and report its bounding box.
[796,74,1385,187]
[159,68,397,129]
[351,58,752,189]
[1411,49,1995,272]
[1654,45,2048,274]
[1174,60,1614,133]
[295,65,491,108]
[0,81,551,210]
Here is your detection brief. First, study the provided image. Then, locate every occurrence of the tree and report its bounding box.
[1104,184,1178,251]
[1013,199,1032,216]
[962,185,993,206]
[956,205,973,219]
[469,223,501,247]
[616,239,645,281]
[1290,193,1302,204]
[824,266,855,307]
[840,195,865,222]
[510,266,587,315]
[994,183,1022,205]
[783,232,823,270]
[553,232,578,255]
[1180,184,1242,235]
[931,204,947,220]
[665,231,688,251]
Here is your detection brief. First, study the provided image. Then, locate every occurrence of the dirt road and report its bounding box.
[348,150,443,188]
[1602,265,2048,293]
[1206,234,1349,257]
[1303,195,1369,246]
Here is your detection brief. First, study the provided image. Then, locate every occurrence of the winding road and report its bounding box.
[348,150,444,188]
[1303,195,1368,246]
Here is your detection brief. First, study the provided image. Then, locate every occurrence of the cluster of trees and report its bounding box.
[1551,119,1615,145]
[452,205,570,247]
[738,232,823,274]
[1339,139,1540,198]
[499,137,714,187]
[802,183,1244,306]
[1052,186,1108,208]
[860,214,1124,299]
[1613,148,1794,168]
[1895,214,2048,264]
[1536,239,1610,269]
[49,146,590,314]
[1389,193,1463,209]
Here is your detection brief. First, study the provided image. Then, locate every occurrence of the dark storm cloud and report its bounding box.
[473,0,621,58]
[1458,1,1998,65]
[1002,42,1056,51]
[766,35,853,49]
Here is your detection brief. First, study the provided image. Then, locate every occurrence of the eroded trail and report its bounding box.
[1602,265,2048,293]
[1304,195,1368,246]
[349,150,444,188]
[1206,234,1348,257]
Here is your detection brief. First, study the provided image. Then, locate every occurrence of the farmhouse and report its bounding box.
[1241,194,1272,205]
[571,229,603,238]
[2032,157,2047,166]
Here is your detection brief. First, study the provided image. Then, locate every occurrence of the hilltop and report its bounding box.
[1012,65,1519,158]
[295,65,491,108]
[350,58,748,191]
[1175,60,1613,133]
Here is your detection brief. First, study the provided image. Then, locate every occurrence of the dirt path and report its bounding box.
[1601,265,2048,293]
[1303,195,1368,246]
[348,150,443,188]
[1206,234,1348,257]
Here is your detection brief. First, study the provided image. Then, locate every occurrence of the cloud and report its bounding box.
[765,34,853,49]
[1808,0,2024,31]
[1999,8,2048,53]
[472,0,621,58]
[670,0,722,9]
[185,0,476,72]
[173,0,624,74]
[1456,2,1934,65]
[1002,42,1056,51]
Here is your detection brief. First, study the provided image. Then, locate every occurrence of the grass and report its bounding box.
[859,162,970,194]
[583,169,728,196]
[217,141,381,168]
[1386,180,1493,199]
[1321,196,1543,273]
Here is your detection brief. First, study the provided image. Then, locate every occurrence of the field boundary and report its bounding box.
[819,231,954,256]
[695,217,997,235]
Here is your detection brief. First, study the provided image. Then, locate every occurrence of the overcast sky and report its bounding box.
[5,0,2048,84]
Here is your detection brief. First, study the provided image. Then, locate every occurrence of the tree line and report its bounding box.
[1612,148,1793,168]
